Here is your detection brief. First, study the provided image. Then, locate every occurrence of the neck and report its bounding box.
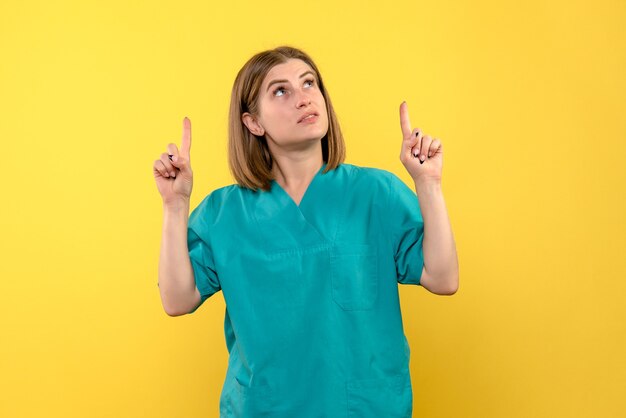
[271,155,324,190]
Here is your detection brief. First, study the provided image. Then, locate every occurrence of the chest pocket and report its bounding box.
[330,243,378,311]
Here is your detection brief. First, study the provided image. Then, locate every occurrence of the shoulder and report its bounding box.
[338,163,419,217]
[337,162,402,192]
[189,183,248,227]
[336,162,392,182]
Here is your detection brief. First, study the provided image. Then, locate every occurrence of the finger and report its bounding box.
[405,128,420,157]
[160,152,177,177]
[399,102,412,139]
[180,117,192,159]
[154,159,171,178]
[167,143,179,160]
[410,129,423,157]
[167,151,192,175]
[420,135,433,162]
[428,138,441,158]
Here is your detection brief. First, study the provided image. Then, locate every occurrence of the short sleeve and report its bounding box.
[186,195,221,313]
[386,172,425,285]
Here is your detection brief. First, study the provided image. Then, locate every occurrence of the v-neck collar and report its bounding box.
[251,162,346,252]
[270,162,327,209]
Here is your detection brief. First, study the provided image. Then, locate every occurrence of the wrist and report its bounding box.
[414,180,442,197]
[163,198,190,213]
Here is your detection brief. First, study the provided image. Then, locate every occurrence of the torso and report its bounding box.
[187,162,424,417]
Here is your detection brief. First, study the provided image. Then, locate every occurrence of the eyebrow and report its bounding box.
[266,71,316,92]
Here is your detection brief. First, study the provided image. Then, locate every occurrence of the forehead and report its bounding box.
[263,59,315,84]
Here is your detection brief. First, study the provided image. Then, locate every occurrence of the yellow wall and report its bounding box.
[1,0,624,417]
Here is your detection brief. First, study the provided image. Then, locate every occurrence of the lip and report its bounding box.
[298,112,319,123]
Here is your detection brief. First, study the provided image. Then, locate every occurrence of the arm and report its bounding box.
[397,101,458,295]
[158,200,201,316]
[415,182,459,295]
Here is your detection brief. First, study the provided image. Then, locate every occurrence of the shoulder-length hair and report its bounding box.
[228,45,346,191]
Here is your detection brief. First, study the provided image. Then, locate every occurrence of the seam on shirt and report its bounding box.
[385,172,400,260]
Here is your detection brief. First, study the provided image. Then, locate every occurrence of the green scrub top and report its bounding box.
[187,162,424,418]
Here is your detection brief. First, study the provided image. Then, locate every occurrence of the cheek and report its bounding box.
[316,97,326,115]
[321,103,329,124]
[264,112,290,135]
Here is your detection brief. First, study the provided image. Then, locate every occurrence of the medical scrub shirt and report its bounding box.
[186,162,425,418]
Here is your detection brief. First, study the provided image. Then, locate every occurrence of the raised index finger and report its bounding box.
[180,117,192,159]
[399,101,412,139]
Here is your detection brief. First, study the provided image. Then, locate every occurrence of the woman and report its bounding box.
[154,45,459,418]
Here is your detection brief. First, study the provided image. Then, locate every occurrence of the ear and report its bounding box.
[242,112,265,136]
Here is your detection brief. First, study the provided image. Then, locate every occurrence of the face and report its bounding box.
[243,58,329,149]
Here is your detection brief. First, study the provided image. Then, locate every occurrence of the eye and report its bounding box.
[273,86,287,97]
[272,79,316,97]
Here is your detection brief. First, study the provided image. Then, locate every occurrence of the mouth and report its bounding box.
[298,112,319,123]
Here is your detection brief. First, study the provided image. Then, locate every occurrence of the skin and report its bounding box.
[240,61,459,295]
[242,58,329,205]
[153,117,193,207]
[399,102,459,294]
[153,118,196,315]
[152,67,459,300]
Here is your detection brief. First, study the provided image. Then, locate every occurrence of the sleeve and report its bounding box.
[386,172,425,286]
[186,195,221,313]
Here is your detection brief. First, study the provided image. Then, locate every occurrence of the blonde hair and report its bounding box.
[228,45,346,191]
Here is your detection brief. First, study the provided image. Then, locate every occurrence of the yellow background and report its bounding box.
[1,0,624,417]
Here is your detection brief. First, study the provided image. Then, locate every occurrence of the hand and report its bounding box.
[399,101,443,186]
[153,117,194,206]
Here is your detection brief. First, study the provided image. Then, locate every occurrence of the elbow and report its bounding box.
[422,268,459,295]
[443,274,459,295]
[164,306,188,317]
[159,282,197,316]
[162,298,191,317]
[163,289,200,316]
[444,285,458,295]
[163,304,182,317]
[165,308,181,317]
[431,274,458,295]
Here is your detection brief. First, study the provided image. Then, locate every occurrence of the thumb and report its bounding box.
[169,154,192,175]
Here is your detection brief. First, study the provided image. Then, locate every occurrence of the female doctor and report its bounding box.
[154,46,459,418]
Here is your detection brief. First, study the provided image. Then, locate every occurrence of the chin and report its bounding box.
[284,135,325,147]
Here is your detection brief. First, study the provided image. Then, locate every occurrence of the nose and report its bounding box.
[296,90,312,108]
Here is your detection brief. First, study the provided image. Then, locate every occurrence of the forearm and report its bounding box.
[158,200,196,315]
[414,181,459,291]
